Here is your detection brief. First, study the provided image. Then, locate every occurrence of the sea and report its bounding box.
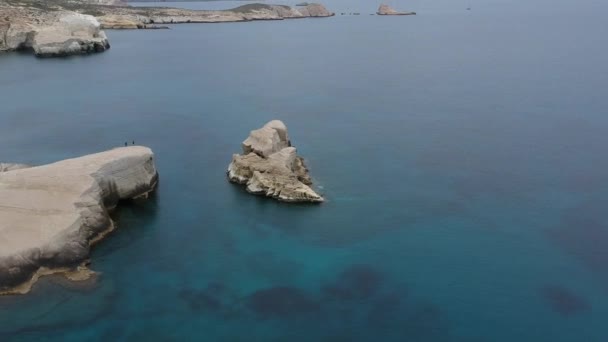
[1,0,607,340]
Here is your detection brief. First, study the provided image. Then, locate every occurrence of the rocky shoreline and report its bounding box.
[0,147,158,295]
[0,0,334,57]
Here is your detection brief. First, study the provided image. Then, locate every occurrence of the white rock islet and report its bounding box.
[227,120,323,203]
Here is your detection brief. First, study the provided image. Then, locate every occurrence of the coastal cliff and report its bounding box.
[0,147,158,295]
[0,7,109,56]
[0,0,333,56]
[227,120,323,203]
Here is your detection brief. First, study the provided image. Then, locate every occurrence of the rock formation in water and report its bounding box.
[0,147,158,294]
[227,120,323,203]
[377,4,416,15]
[0,11,109,57]
[32,13,110,57]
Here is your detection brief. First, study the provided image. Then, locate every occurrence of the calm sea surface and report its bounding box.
[1,0,607,340]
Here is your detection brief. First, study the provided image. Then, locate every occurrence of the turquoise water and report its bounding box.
[1,0,608,340]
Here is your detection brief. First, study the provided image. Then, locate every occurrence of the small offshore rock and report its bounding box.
[227,120,323,203]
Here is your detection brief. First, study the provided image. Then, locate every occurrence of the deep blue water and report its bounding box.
[1,0,608,340]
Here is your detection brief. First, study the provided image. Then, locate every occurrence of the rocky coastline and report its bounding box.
[97,3,334,28]
[227,120,323,203]
[0,147,158,295]
[0,0,334,57]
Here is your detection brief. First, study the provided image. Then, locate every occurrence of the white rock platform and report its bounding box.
[0,147,158,294]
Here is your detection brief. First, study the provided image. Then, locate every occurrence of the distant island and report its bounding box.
[377,4,416,15]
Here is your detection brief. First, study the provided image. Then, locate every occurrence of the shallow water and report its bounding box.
[1,0,608,340]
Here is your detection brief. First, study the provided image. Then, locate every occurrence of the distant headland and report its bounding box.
[0,0,334,57]
[377,4,416,16]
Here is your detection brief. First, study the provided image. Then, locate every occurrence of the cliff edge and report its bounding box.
[0,147,158,294]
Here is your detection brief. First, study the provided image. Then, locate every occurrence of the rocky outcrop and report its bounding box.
[377,4,416,15]
[0,10,109,57]
[0,147,158,294]
[227,120,323,203]
[97,14,143,29]
[295,3,335,17]
[32,13,109,57]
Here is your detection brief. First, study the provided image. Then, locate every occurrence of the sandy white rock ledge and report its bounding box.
[0,147,158,295]
[227,120,323,203]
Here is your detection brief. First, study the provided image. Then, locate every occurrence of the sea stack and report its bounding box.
[0,147,158,294]
[227,120,323,203]
[377,4,416,15]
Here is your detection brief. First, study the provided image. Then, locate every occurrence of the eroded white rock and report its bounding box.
[227,121,323,203]
[32,13,110,57]
[0,147,158,294]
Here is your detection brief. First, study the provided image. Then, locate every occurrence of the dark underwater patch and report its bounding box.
[400,302,451,340]
[547,200,608,289]
[322,264,383,300]
[541,285,590,316]
[246,286,319,318]
[367,291,405,327]
[245,251,303,284]
[178,281,228,312]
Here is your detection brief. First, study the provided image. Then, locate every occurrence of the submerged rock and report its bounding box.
[377,4,416,15]
[227,120,323,203]
[0,147,158,294]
